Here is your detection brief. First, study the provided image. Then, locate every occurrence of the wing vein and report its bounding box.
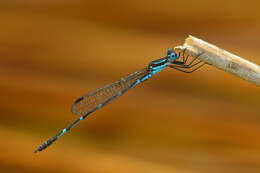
[71,68,149,115]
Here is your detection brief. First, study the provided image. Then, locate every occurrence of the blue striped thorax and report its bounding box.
[148,49,178,75]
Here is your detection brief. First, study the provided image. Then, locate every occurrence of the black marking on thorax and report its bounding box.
[149,57,168,68]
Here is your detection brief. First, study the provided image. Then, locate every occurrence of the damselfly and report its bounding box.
[35,48,205,153]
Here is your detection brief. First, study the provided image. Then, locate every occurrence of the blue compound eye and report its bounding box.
[166,48,173,55]
[171,52,178,60]
[167,49,178,61]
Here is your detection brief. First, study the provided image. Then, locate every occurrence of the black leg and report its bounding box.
[171,59,204,69]
[178,60,204,69]
[166,65,192,73]
[167,62,206,73]
[172,60,185,65]
[182,48,187,62]
[168,52,206,73]
[186,53,203,66]
[180,48,191,63]
[174,50,201,67]
[184,55,189,64]
[173,52,204,67]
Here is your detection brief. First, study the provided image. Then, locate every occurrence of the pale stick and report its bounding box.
[175,35,260,86]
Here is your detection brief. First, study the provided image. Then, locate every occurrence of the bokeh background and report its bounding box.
[1,1,260,173]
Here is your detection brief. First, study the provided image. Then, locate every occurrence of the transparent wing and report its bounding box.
[71,68,149,115]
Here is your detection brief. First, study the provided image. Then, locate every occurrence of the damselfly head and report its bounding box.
[166,48,178,62]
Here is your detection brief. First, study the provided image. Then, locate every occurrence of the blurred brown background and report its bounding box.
[1,1,260,173]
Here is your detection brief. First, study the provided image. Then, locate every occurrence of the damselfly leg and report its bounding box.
[167,51,206,73]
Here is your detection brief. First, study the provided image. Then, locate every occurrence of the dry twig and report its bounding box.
[175,35,260,86]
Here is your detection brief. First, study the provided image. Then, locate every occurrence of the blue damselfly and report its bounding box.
[35,48,205,153]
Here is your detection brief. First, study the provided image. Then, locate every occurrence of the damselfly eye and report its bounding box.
[170,52,178,60]
[166,48,173,55]
[166,49,178,61]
